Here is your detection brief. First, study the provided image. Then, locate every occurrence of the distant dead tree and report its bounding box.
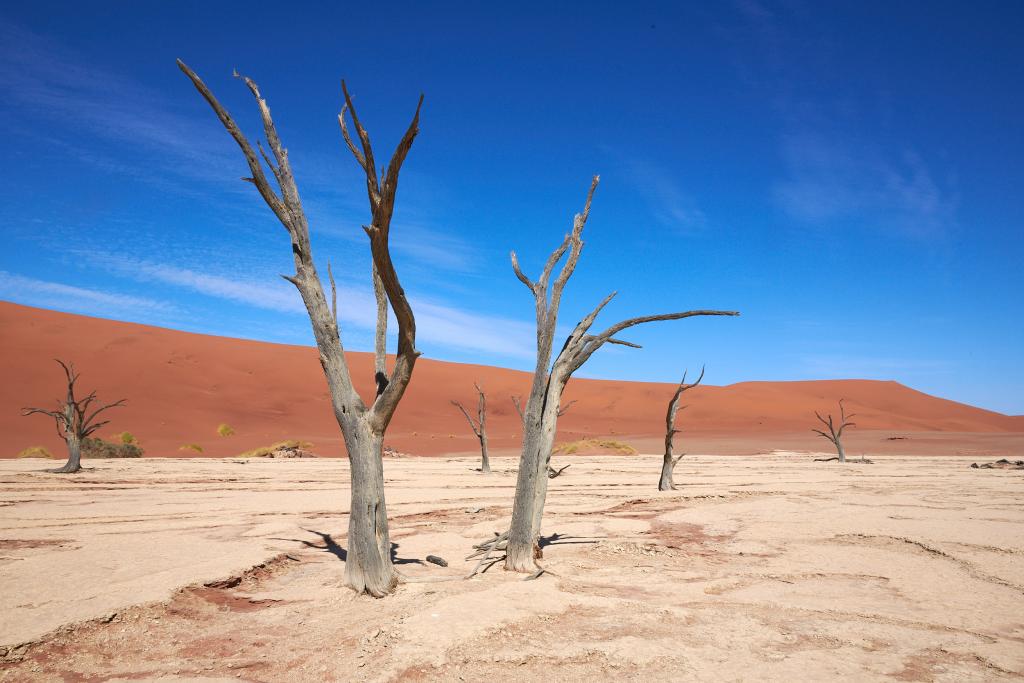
[658,367,704,491]
[22,360,125,474]
[813,400,855,463]
[478,176,738,573]
[179,61,423,597]
[452,383,490,474]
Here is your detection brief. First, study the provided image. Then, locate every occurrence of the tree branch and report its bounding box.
[176,61,290,227]
[451,400,481,437]
[511,395,525,422]
[373,263,388,395]
[340,80,380,205]
[179,60,363,413]
[327,260,338,324]
[556,400,576,417]
[82,399,127,433]
[337,102,367,170]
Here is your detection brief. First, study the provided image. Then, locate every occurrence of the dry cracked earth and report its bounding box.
[0,453,1022,681]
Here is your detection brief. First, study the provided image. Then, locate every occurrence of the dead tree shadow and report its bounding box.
[280,529,346,561]
[276,530,423,565]
[390,541,425,566]
[538,533,601,549]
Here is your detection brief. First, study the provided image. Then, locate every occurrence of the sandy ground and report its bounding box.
[1,454,1022,681]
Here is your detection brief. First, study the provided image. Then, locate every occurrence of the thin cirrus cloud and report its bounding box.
[0,19,256,197]
[798,353,951,380]
[608,152,709,233]
[773,132,956,236]
[83,254,535,358]
[0,271,175,319]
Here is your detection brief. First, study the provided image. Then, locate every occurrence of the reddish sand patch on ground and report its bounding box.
[2,302,1021,458]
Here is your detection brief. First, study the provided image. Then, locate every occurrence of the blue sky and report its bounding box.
[1,2,1021,414]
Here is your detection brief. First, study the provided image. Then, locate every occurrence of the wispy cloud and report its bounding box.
[314,215,483,275]
[0,271,174,319]
[614,156,708,233]
[82,254,534,358]
[721,3,958,238]
[774,132,956,235]
[0,19,273,199]
[799,353,951,380]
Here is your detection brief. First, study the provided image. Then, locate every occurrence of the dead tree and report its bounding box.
[22,360,125,474]
[658,367,704,491]
[813,400,855,463]
[452,383,490,473]
[497,176,738,572]
[179,61,423,597]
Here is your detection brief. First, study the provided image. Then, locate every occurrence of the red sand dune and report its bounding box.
[2,302,1021,458]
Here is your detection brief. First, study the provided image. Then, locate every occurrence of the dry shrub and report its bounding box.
[554,438,637,455]
[82,437,144,458]
[17,446,54,459]
[179,443,204,454]
[217,423,235,437]
[236,440,313,458]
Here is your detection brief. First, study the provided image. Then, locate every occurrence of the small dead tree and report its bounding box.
[179,61,423,597]
[813,399,855,463]
[658,366,704,491]
[452,383,490,474]
[22,360,125,474]
[497,176,738,572]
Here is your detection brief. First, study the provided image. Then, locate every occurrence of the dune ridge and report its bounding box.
[2,301,1020,458]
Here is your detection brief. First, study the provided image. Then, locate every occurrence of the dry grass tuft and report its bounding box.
[16,445,55,459]
[236,440,313,458]
[554,438,637,455]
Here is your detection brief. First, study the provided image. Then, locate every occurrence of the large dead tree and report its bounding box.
[22,360,125,474]
[452,383,490,474]
[813,399,855,463]
[658,367,704,491]
[498,176,739,572]
[178,60,423,597]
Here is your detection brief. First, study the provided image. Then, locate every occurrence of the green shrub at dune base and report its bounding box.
[114,431,138,445]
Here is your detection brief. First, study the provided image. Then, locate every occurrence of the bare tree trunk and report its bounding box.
[658,451,677,492]
[479,432,491,474]
[507,394,563,570]
[836,440,846,463]
[53,434,82,474]
[372,264,388,395]
[502,177,738,571]
[344,427,395,596]
[658,368,703,491]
